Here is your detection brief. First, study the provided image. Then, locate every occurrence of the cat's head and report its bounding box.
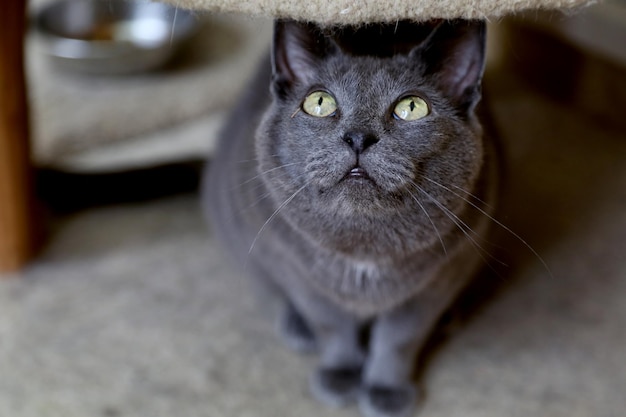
[257,20,487,258]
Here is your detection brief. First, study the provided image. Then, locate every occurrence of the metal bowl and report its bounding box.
[35,0,199,74]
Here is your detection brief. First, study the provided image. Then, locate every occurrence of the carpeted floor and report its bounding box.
[2,34,625,417]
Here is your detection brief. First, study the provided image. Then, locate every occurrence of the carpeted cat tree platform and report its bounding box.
[158,0,594,24]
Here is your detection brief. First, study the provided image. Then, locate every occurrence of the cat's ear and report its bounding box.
[271,20,337,98]
[413,20,486,113]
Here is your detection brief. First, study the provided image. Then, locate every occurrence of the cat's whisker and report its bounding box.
[219,189,273,227]
[240,190,273,212]
[239,172,309,214]
[235,162,300,189]
[414,165,493,210]
[232,166,309,210]
[448,182,495,210]
[405,186,447,256]
[236,153,282,164]
[410,181,505,269]
[422,176,553,278]
[246,181,311,262]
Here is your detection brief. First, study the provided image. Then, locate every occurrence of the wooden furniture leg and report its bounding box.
[0,0,38,273]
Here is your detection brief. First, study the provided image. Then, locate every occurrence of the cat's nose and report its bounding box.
[342,131,379,155]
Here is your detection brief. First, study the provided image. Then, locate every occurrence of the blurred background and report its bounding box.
[0,0,625,416]
[26,0,272,211]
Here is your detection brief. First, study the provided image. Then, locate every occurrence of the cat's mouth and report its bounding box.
[343,167,373,182]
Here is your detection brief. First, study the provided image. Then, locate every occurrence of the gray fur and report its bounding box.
[203,20,496,417]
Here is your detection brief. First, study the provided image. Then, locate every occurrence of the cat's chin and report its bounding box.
[321,178,387,214]
[339,175,377,191]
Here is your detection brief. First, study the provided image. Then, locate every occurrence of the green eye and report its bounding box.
[393,96,429,121]
[302,91,337,117]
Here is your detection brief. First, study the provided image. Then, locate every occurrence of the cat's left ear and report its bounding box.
[271,20,338,98]
[412,20,486,114]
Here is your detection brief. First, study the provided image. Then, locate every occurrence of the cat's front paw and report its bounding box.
[358,384,420,417]
[310,366,362,407]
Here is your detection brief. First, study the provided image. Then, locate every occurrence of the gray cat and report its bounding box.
[203,19,497,417]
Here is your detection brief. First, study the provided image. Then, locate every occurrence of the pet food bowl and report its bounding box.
[35,0,199,74]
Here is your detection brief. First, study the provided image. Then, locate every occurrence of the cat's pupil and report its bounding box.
[409,100,416,112]
[302,91,337,117]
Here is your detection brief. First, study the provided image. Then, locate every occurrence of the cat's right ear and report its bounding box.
[412,20,486,114]
[271,20,337,98]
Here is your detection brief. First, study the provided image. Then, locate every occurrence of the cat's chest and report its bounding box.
[303,251,439,316]
[243,180,442,315]
[348,261,381,284]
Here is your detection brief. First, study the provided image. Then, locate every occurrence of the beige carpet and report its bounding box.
[2,24,625,417]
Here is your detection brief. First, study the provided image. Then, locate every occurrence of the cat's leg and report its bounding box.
[277,300,317,353]
[250,267,317,352]
[359,277,462,417]
[288,288,366,407]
